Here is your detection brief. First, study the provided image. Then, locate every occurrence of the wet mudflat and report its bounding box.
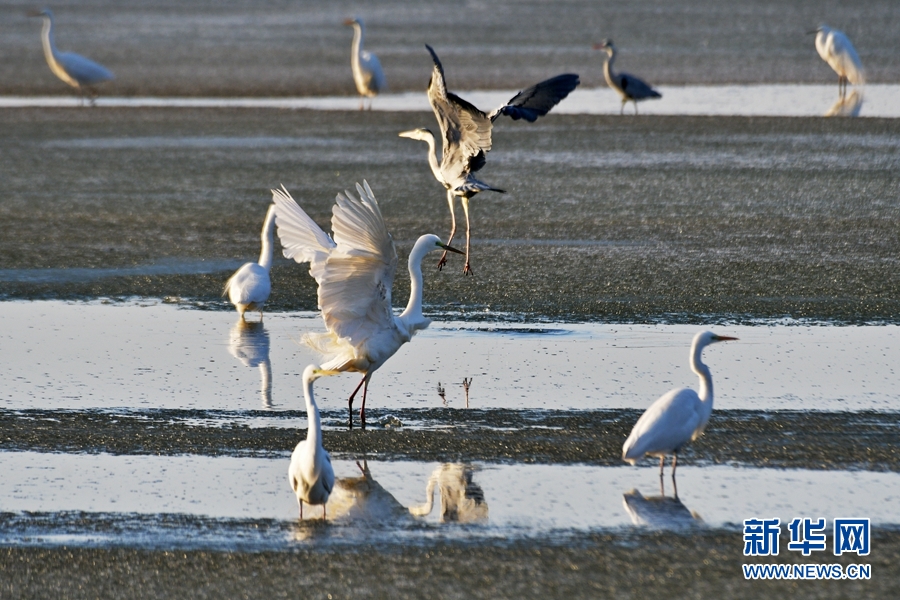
[2,109,899,323]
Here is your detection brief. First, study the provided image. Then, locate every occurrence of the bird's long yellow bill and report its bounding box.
[439,242,465,255]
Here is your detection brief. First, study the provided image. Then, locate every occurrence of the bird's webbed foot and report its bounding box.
[463,260,473,276]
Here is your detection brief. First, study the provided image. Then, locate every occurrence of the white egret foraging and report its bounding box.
[344,17,386,110]
[622,331,737,477]
[271,181,463,428]
[809,25,864,98]
[593,40,661,115]
[29,8,114,105]
[401,45,579,274]
[224,204,276,321]
[288,364,336,519]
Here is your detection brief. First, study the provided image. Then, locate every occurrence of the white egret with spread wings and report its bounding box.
[400,45,579,274]
[271,181,462,428]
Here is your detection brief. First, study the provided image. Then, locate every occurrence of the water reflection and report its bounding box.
[324,461,409,523]
[227,320,272,408]
[622,488,702,530]
[824,90,862,117]
[409,463,488,523]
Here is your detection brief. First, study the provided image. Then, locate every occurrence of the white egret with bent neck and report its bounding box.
[224,204,276,321]
[288,364,336,519]
[622,331,737,477]
[809,25,864,99]
[29,8,114,105]
[271,181,463,428]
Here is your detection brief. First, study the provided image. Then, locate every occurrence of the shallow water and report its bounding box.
[1,300,898,412]
[2,84,899,117]
[2,451,898,550]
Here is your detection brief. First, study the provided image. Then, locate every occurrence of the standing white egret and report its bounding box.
[401,45,579,274]
[288,364,336,520]
[622,331,737,477]
[29,8,114,105]
[271,181,463,428]
[809,25,864,98]
[224,204,276,321]
[593,40,661,115]
[344,17,386,110]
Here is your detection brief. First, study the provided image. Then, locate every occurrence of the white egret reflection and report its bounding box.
[622,488,702,530]
[825,89,863,117]
[228,320,272,408]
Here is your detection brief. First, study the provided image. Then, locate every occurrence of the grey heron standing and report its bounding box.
[593,40,660,115]
[400,45,579,274]
[809,25,864,98]
[344,17,386,110]
[29,8,114,105]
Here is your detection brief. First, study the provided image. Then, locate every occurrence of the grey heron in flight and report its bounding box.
[593,40,660,115]
[29,8,114,105]
[344,17,386,110]
[400,44,579,274]
[808,25,864,98]
[271,181,463,429]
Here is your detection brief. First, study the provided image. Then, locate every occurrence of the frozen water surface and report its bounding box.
[0,301,897,412]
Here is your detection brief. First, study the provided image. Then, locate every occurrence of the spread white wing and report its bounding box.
[271,182,398,350]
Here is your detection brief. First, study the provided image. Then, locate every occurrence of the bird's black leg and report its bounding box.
[347,375,366,430]
[462,197,473,275]
[671,454,678,479]
[359,379,368,429]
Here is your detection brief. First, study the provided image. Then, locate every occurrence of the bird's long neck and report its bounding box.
[304,378,322,450]
[421,132,445,186]
[258,205,276,271]
[602,48,617,88]
[399,240,430,328]
[690,345,713,406]
[350,23,364,70]
[40,15,76,87]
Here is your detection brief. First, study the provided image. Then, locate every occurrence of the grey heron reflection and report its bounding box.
[409,463,488,523]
